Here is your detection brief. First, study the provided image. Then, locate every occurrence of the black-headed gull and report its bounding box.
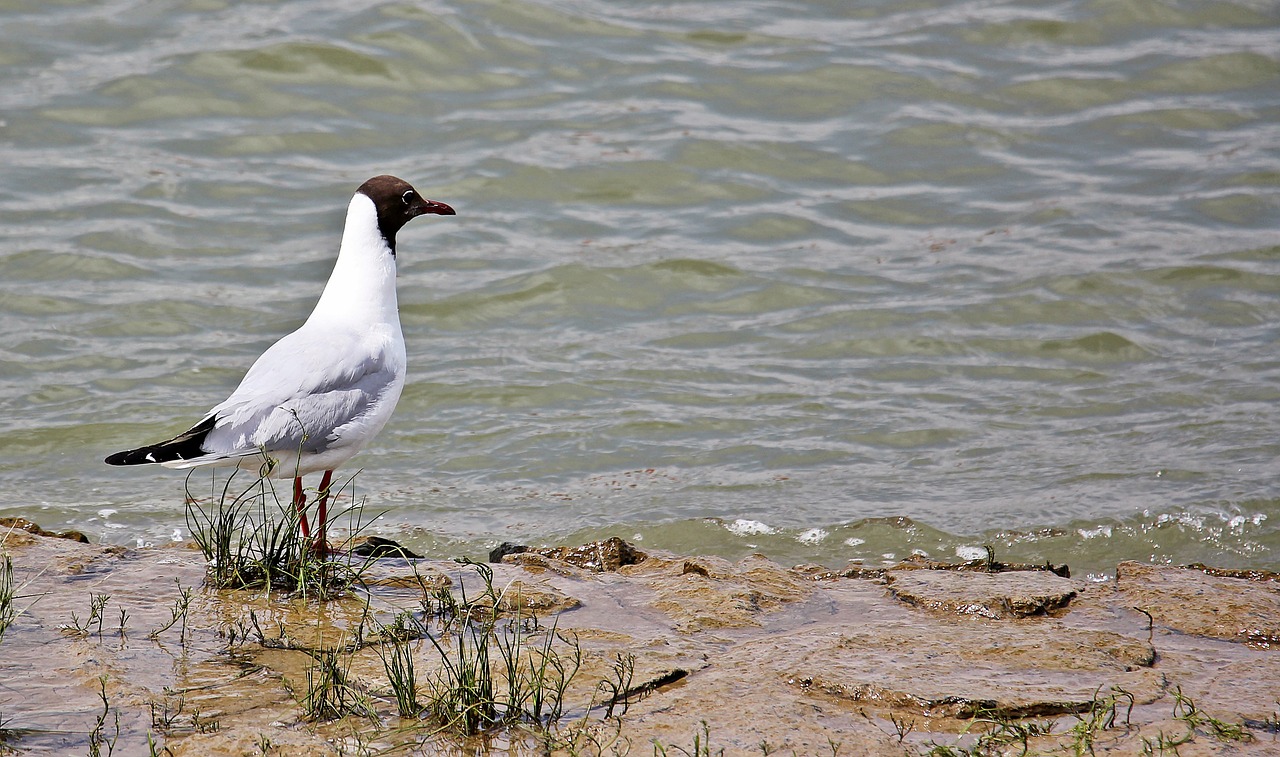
[106,175,455,553]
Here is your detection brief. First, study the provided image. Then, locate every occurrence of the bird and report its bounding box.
[105,175,455,554]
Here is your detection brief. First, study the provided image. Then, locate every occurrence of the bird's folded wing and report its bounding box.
[198,327,403,458]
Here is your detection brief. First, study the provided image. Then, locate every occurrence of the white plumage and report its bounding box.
[106,175,455,550]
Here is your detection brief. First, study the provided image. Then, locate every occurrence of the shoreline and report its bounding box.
[2,520,1278,755]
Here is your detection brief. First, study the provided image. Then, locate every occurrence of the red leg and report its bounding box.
[314,469,334,556]
[293,476,311,540]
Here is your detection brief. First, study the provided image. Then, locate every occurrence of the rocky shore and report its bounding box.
[1,520,1278,755]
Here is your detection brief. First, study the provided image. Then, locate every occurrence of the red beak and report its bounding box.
[417,198,455,216]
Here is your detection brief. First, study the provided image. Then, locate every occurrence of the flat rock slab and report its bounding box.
[776,617,1159,719]
[623,552,814,632]
[1116,561,1280,647]
[622,640,904,755]
[884,568,1081,618]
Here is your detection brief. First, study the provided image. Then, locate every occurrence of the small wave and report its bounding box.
[796,527,828,545]
[725,518,776,537]
[1040,331,1153,361]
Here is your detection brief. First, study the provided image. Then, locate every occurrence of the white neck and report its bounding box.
[309,193,400,326]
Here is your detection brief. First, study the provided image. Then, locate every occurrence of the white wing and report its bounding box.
[192,322,405,462]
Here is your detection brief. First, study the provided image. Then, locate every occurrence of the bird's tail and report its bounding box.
[105,415,217,466]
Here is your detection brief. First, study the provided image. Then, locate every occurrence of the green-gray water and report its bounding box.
[1,0,1277,579]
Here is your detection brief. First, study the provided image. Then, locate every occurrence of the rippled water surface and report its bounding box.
[1,0,1277,576]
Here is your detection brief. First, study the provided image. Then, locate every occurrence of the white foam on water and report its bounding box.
[797,528,828,545]
[726,519,776,537]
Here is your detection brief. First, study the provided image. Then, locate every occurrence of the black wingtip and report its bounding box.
[104,450,130,466]
[105,415,217,467]
[104,448,163,466]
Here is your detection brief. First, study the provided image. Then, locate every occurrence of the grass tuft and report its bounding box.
[653,720,722,757]
[0,554,13,644]
[88,676,120,757]
[598,652,637,720]
[0,537,46,647]
[1064,685,1135,754]
[1171,686,1251,743]
[298,646,376,722]
[184,465,371,598]
[148,579,193,642]
[376,628,421,718]
[418,559,581,738]
[61,592,111,638]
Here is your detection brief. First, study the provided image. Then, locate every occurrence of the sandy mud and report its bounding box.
[1,523,1277,755]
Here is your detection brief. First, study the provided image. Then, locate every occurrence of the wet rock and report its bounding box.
[1116,561,1280,647]
[622,653,903,755]
[346,535,422,559]
[782,619,1161,719]
[169,726,338,756]
[493,579,581,614]
[0,516,90,543]
[1184,563,1280,583]
[884,568,1080,618]
[1198,658,1280,723]
[350,559,451,592]
[793,561,889,580]
[55,543,132,577]
[488,541,527,562]
[797,553,1071,581]
[499,536,647,572]
[0,527,38,548]
[629,553,812,631]
[364,560,581,615]
[500,550,594,577]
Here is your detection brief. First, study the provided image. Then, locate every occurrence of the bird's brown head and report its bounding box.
[357,175,455,255]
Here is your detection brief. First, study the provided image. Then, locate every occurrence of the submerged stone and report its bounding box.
[346,535,423,559]
[493,579,581,614]
[626,552,813,632]
[884,568,1081,618]
[498,536,648,572]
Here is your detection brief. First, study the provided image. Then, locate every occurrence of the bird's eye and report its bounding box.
[401,190,416,205]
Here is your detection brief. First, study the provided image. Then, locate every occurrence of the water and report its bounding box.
[1,0,1277,577]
